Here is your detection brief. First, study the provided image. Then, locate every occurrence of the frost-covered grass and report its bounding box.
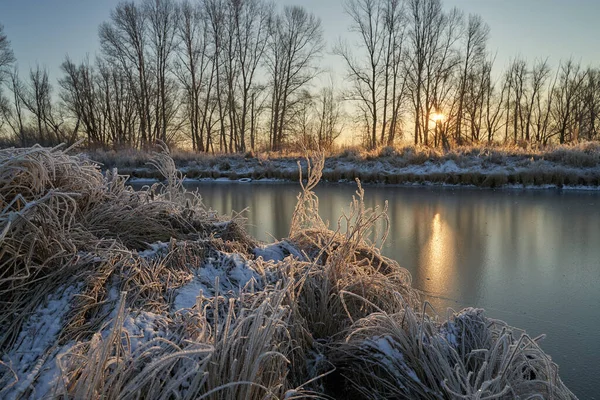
[87,142,600,189]
[0,144,577,398]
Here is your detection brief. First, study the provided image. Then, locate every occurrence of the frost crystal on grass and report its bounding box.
[173,251,263,310]
[1,284,81,399]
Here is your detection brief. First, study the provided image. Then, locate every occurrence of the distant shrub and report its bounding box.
[185,169,201,179]
[546,148,599,168]
[584,174,599,186]
[447,174,460,185]
[323,168,343,182]
[264,164,276,178]
[378,146,397,158]
[461,172,484,185]
[482,174,508,188]
[564,171,580,185]
[251,169,263,180]
[355,171,374,183]
[428,172,447,183]
[519,171,534,186]
[384,173,399,184]
[338,148,362,162]
[401,146,440,165]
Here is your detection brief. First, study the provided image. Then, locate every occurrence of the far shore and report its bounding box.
[88,143,600,190]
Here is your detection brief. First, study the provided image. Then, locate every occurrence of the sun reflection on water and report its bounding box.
[420,212,456,302]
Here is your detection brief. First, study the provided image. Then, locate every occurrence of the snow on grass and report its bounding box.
[254,241,305,262]
[365,335,421,386]
[123,151,600,189]
[1,284,81,399]
[561,185,600,191]
[439,307,486,350]
[173,251,263,311]
[137,241,170,259]
[28,344,73,400]
[121,311,166,354]
[437,159,460,173]
[440,320,459,348]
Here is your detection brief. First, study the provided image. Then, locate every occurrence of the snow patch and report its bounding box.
[439,160,460,173]
[173,252,262,311]
[1,284,81,399]
[122,311,165,353]
[138,241,170,259]
[440,322,459,348]
[254,241,303,262]
[367,335,421,384]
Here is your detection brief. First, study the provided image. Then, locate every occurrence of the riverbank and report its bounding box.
[0,144,577,398]
[89,142,600,189]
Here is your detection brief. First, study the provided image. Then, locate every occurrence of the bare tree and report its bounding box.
[0,24,15,80]
[145,0,179,142]
[0,24,16,134]
[383,0,408,145]
[335,0,386,149]
[335,0,407,149]
[230,0,272,151]
[405,0,462,146]
[266,5,324,150]
[5,1,600,151]
[315,80,344,150]
[175,0,210,151]
[25,66,52,142]
[462,59,489,142]
[550,59,587,144]
[502,58,528,144]
[100,2,152,147]
[524,59,550,142]
[287,89,316,148]
[481,59,505,143]
[455,14,489,143]
[205,0,229,152]
[2,69,26,143]
[60,57,106,146]
[19,65,77,145]
[249,83,269,150]
[97,59,140,147]
[579,68,600,141]
[222,0,242,152]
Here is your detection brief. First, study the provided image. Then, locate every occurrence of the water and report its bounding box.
[181,181,600,397]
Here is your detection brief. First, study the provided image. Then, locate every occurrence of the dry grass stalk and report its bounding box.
[328,307,575,399]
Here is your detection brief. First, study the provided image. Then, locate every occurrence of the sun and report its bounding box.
[430,112,446,122]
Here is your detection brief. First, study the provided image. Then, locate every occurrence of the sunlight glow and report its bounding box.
[430,112,446,122]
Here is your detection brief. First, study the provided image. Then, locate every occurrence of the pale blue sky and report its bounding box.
[1,0,598,82]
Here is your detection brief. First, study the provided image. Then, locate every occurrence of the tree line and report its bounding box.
[0,0,599,152]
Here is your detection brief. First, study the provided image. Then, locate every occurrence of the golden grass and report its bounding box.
[0,144,577,399]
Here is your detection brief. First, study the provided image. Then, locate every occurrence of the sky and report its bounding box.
[1,0,599,84]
